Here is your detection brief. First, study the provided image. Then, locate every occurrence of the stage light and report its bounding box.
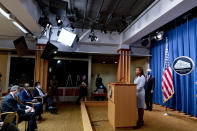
[49,67,52,73]
[115,61,118,64]
[89,31,98,42]
[53,51,57,54]
[57,60,61,64]
[0,7,12,20]
[57,28,77,46]
[41,42,58,60]
[46,23,52,29]
[141,38,149,47]
[38,17,52,28]
[12,21,28,33]
[155,31,164,40]
[56,16,63,26]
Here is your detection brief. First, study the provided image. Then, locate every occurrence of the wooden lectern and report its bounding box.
[108,83,137,128]
[108,49,137,129]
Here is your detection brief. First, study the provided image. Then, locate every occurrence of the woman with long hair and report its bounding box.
[134,67,146,128]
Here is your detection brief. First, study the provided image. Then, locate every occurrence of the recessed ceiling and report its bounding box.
[72,0,155,32]
[36,0,155,32]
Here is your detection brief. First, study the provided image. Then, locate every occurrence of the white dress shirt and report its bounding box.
[36,87,45,97]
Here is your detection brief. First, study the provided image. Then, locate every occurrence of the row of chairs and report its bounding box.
[0,94,44,131]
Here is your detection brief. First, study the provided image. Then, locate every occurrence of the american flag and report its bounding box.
[162,38,174,103]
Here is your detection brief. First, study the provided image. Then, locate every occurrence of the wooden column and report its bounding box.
[117,49,131,83]
[34,44,48,93]
[0,52,8,93]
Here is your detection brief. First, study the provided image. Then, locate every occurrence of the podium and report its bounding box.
[108,82,137,129]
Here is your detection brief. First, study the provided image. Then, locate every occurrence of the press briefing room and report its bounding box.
[0,0,197,131]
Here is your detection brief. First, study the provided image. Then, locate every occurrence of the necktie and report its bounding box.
[25,90,30,96]
[147,75,150,81]
[37,88,44,96]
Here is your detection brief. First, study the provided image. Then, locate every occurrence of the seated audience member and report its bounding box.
[50,75,59,103]
[32,82,56,114]
[19,83,43,120]
[1,85,37,131]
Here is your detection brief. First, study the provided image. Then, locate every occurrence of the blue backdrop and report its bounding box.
[151,17,197,117]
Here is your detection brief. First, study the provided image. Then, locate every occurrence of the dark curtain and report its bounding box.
[151,17,197,117]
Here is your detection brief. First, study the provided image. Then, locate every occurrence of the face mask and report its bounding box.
[147,72,151,75]
[37,86,41,89]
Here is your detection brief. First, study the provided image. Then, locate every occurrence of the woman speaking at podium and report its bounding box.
[134,67,146,128]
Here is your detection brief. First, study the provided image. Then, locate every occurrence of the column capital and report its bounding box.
[117,49,131,52]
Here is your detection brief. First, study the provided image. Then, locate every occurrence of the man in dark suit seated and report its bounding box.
[1,85,37,131]
[32,82,56,114]
[19,83,43,120]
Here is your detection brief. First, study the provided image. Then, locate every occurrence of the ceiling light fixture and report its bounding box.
[141,38,149,47]
[56,16,63,26]
[0,7,12,20]
[53,51,57,54]
[38,17,52,29]
[154,31,164,41]
[57,60,61,64]
[12,21,28,34]
[89,31,98,42]
[0,7,28,34]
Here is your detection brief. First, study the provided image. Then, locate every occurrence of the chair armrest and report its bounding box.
[0,112,16,115]
[0,112,19,127]
[34,97,42,99]
[34,97,44,103]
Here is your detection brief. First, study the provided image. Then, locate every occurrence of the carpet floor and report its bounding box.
[87,104,197,131]
[18,103,83,131]
[18,103,197,131]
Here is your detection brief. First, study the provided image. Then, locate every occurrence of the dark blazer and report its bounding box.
[19,89,33,103]
[32,88,44,97]
[1,94,26,115]
[96,77,102,88]
[144,75,155,91]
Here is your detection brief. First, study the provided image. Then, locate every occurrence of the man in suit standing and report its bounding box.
[96,74,102,89]
[19,83,43,120]
[1,85,37,131]
[144,69,155,111]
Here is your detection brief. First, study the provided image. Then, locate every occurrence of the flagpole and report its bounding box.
[163,101,170,116]
[165,101,168,111]
[163,37,170,116]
